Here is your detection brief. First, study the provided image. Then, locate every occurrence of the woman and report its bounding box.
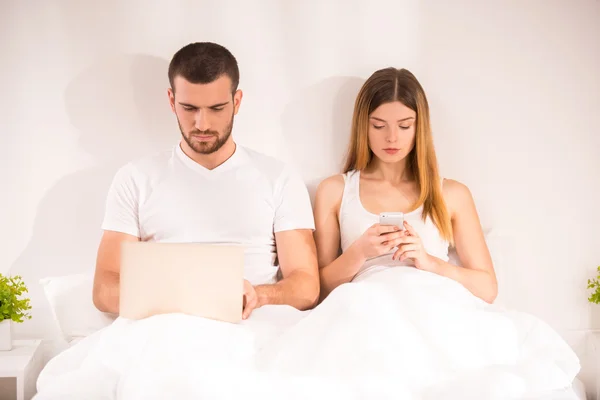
[314,67,498,303]
[249,68,580,399]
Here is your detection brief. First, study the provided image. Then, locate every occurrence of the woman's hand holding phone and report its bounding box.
[351,223,406,260]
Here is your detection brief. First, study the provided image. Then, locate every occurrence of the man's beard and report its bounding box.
[178,114,234,155]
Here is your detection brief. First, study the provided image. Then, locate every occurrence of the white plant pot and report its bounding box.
[0,320,11,351]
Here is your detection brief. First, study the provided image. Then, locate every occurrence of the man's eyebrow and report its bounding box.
[370,116,415,122]
[178,101,230,108]
[208,102,230,108]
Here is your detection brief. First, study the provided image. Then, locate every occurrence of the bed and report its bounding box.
[570,379,587,400]
[37,321,587,400]
[35,231,587,399]
[534,378,586,399]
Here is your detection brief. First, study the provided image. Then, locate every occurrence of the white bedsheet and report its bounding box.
[522,377,585,400]
[35,267,580,400]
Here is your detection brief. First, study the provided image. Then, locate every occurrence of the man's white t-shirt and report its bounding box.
[101,143,315,285]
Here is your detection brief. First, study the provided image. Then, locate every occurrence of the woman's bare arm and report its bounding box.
[314,176,367,300]
[434,179,498,303]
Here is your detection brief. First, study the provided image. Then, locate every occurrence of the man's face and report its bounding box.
[168,75,242,155]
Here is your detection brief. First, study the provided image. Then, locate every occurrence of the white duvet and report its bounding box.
[35,267,580,400]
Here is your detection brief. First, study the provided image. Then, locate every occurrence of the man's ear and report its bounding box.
[167,88,176,113]
[233,89,243,115]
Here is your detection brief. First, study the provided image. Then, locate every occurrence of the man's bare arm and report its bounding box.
[92,230,140,314]
[254,229,320,311]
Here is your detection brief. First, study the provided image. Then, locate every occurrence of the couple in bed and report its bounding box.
[35,42,580,399]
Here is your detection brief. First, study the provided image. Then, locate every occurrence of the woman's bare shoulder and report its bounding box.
[441,178,475,215]
[315,174,346,208]
[316,174,345,196]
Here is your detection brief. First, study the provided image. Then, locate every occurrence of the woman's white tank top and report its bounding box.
[339,170,450,280]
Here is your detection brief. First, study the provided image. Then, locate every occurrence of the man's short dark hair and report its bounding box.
[168,42,239,93]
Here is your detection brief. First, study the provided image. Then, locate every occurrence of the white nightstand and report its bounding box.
[0,340,44,400]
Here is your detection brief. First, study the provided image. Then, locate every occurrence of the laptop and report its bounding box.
[119,242,245,323]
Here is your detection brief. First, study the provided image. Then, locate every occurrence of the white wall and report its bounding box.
[2,0,599,395]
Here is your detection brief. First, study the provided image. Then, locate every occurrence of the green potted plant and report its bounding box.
[0,273,32,351]
[587,266,600,304]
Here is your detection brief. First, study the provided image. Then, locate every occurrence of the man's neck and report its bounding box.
[179,139,237,170]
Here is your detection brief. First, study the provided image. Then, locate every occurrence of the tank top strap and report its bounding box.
[339,170,359,215]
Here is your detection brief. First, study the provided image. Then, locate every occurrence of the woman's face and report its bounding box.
[368,101,417,164]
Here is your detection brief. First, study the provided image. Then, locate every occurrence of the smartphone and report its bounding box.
[379,212,405,230]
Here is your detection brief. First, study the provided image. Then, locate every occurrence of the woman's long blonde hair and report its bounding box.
[343,67,453,243]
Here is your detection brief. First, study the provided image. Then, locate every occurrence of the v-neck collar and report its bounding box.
[175,142,245,175]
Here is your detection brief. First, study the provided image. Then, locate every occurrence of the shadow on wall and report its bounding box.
[281,76,365,203]
[10,53,177,339]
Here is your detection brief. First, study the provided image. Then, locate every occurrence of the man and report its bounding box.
[92,42,320,320]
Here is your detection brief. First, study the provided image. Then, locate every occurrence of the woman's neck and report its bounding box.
[367,158,412,183]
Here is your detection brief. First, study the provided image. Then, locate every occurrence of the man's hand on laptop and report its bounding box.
[242,280,259,319]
